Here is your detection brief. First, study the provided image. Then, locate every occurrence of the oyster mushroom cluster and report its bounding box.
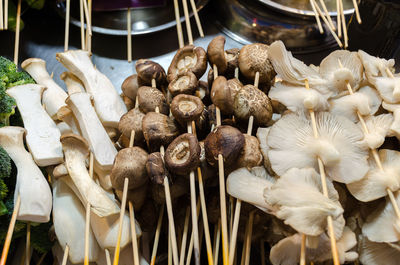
[2,35,400,265]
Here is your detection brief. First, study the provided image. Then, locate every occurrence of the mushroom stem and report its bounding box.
[173,0,184,48]
[0,195,21,265]
[61,245,69,265]
[182,0,193,45]
[113,178,129,265]
[25,222,30,265]
[150,205,164,265]
[84,201,91,265]
[179,207,191,265]
[189,0,204,37]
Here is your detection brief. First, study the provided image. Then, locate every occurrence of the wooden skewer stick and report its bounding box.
[105,249,112,265]
[318,0,336,30]
[188,0,204,37]
[244,211,255,265]
[213,220,221,265]
[61,245,70,265]
[82,0,92,35]
[300,234,306,265]
[127,8,132,62]
[35,252,47,265]
[0,194,21,265]
[182,0,193,45]
[339,0,348,48]
[310,0,323,34]
[84,201,91,265]
[173,0,184,48]
[179,207,190,265]
[4,0,7,30]
[239,217,248,265]
[129,202,140,265]
[352,0,362,24]
[25,222,31,265]
[168,228,172,265]
[0,0,3,30]
[85,0,92,53]
[79,0,85,50]
[64,0,71,51]
[185,202,201,265]
[150,205,165,265]
[336,0,341,38]
[13,0,21,65]
[304,79,340,265]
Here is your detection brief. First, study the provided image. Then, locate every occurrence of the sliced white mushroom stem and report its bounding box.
[127,8,132,62]
[182,0,193,45]
[79,0,85,50]
[336,0,341,38]
[179,208,191,265]
[129,201,140,265]
[352,0,362,24]
[25,222,31,265]
[113,178,129,265]
[318,0,336,30]
[244,211,255,265]
[304,79,340,265]
[310,0,324,34]
[173,0,184,48]
[189,0,204,37]
[150,205,164,265]
[0,195,21,265]
[13,0,21,64]
[64,0,70,51]
[61,245,70,265]
[84,202,91,265]
[213,220,221,265]
[339,0,348,48]
[300,234,306,265]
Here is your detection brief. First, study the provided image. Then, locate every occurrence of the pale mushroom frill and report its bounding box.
[369,77,400,104]
[269,227,358,265]
[359,236,400,265]
[256,127,276,177]
[382,101,400,137]
[264,167,344,237]
[362,191,400,243]
[360,114,393,149]
[358,50,395,79]
[267,112,369,183]
[347,149,400,202]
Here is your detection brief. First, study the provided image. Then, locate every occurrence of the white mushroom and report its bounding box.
[382,101,400,136]
[360,114,393,149]
[60,133,119,217]
[370,76,400,104]
[66,92,117,171]
[256,127,277,177]
[264,167,344,237]
[56,50,127,127]
[60,71,84,95]
[359,236,400,265]
[21,58,68,119]
[267,112,369,183]
[53,179,100,263]
[0,126,52,222]
[93,164,113,191]
[56,106,81,136]
[358,50,395,79]
[347,149,400,202]
[6,84,63,166]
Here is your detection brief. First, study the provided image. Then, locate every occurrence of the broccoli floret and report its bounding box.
[0,147,11,180]
[31,222,53,253]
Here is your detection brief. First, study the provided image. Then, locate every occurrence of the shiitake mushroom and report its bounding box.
[165,133,201,175]
[211,76,243,115]
[195,81,211,105]
[152,177,189,205]
[170,94,204,125]
[236,134,263,170]
[204,125,245,167]
[135,59,167,87]
[121,94,135,110]
[118,108,145,144]
[167,45,207,82]
[207,36,228,74]
[146,152,170,185]
[225,48,240,77]
[142,112,179,151]
[121,74,140,101]
[115,184,148,211]
[168,72,198,97]
[137,86,169,115]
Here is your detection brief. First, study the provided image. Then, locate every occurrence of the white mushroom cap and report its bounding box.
[256,127,278,177]
[347,149,400,202]
[267,112,369,183]
[359,236,400,265]
[360,114,393,149]
[264,167,343,237]
[269,82,329,113]
[358,50,395,79]
[371,76,400,104]
[382,101,400,136]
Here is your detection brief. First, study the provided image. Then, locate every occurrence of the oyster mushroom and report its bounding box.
[207,36,228,74]
[370,76,400,104]
[358,50,395,79]
[235,134,263,170]
[256,127,277,177]
[211,76,243,115]
[233,84,273,126]
[360,114,393,149]
[121,74,140,101]
[359,236,400,265]
[118,108,145,145]
[167,72,198,97]
[135,59,167,87]
[170,94,204,125]
[382,101,400,137]
[146,152,170,185]
[238,43,275,84]
[204,125,245,167]
[137,86,169,115]
[110,147,148,190]
[167,45,207,82]
[165,133,200,175]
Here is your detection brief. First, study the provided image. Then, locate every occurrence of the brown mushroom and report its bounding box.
[118,108,145,144]
[137,86,169,115]
[135,59,167,87]
[115,184,148,211]
[211,76,243,115]
[165,133,201,175]
[199,141,216,181]
[136,200,157,232]
[207,36,228,74]
[171,94,204,125]
[204,125,245,167]
[146,152,170,185]
[207,68,214,88]
[167,72,198,97]
[233,84,273,126]
[195,80,211,105]
[152,177,189,205]
[142,112,180,151]
[121,94,135,110]
[110,147,148,190]
[225,48,240,77]
[167,45,207,82]
[238,43,275,84]
[236,134,263,170]
[121,74,140,101]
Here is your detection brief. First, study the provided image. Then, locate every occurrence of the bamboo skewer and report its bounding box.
[0,0,3,30]
[213,220,221,265]
[339,0,348,48]
[188,0,204,37]
[318,0,335,30]
[169,228,172,265]
[13,0,21,65]
[336,0,341,38]
[173,0,184,48]
[61,245,69,265]
[352,0,362,24]
[179,208,190,265]
[64,0,71,51]
[84,201,91,265]
[79,0,85,50]
[4,0,7,30]
[25,222,31,265]
[310,0,323,34]
[243,211,254,265]
[129,202,140,265]
[105,249,112,265]
[85,0,92,53]
[304,79,340,265]
[184,201,201,265]
[182,0,193,45]
[82,0,92,35]
[300,234,306,265]
[127,8,132,62]
[150,205,164,265]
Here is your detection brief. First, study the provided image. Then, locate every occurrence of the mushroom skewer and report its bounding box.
[182,0,193,45]
[318,0,336,30]
[173,0,184,48]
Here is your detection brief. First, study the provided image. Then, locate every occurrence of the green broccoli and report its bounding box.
[0,146,11,214]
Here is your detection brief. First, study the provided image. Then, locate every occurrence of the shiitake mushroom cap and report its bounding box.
[211,76,243,115]
[171,94,205,124]
[207,36,228,74]
[233,84,273,126]
[168,72,198,97]
[167,45,207,82]
[165,133,201,175]
[152,177,189,205]
[195,80,211,106]
[135,59,167,87]
[204,125,245,167]
[118,107,145,144]
[137,86,169,115]
[146,152,170,185]
[225,48,240,77]
[121,74,139,101]
[121,94,135,110]
[115,183,148,211]
[236,134,263,170]
[110,146,149,190]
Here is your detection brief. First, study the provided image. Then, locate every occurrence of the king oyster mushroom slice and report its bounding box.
[360,114,393,149]
[121,74,140,101]
[110,147,148,190]
[235,134,263,170]
[137,86,169,115]
[329,85,382,123]
[264,167,344,237]
[268,40,330,96]
[167,45,207,82]
[56,50,127,127]
[60,133,119,217]
[238,43,275,84]
[359,236,400,265]
[211,76,243,115]
[0,126,52,222]
[135,59,167,87]
[142,112,180,152]
[170,94,204,125]
[207,36,228,74]
[146,152,170,185]
[21,58,68,119]
[66,92,118,171]
[267,112,369,184]
[168,71,198,97]
[270,227,358,265]
[7,84,63,166]
[165,133,200,176]
[319,50,364,96]
[233,84,273,126]
[60,71,84,95]
[204,125,245,167]
[358,50,395,79]
[53,180,100,263]
[347,149,400,202]
[268,82,330,114]
[118,108,145,145]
